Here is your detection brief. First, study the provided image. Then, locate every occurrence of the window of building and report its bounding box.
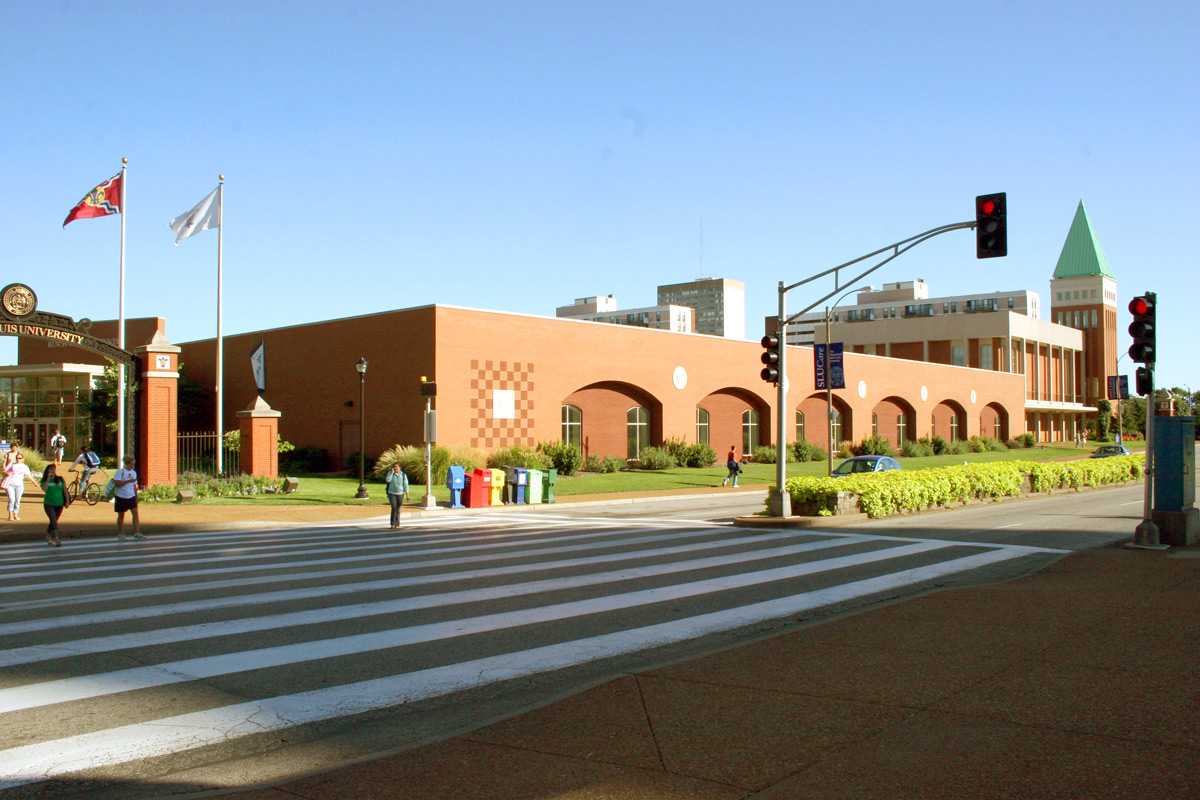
[830,409,842,445]
[1073,311,1081,328]
[1091,309,1098,327]
[872,413,878,436]
[795,410,805,442]
[696,407,710,445]
[980,343,993,370]
[561,404,582,450]
[741,409,759,454]
[626,406,649,460]
[994,416,1002,439]
[896,414,907,446]
[1008,296,1015,309]
[952,343,966,366]
[950,414,959,442]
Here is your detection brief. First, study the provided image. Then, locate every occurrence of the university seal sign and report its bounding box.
[0,283,37,321]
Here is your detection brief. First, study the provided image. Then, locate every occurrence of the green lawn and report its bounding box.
[181,441,1130,505]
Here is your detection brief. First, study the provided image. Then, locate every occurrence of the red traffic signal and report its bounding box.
[760,334,780,384]
[1127,293,1156,364]
[975,192,1007,259]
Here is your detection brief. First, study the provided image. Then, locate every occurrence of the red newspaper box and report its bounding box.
[465,467,492,507]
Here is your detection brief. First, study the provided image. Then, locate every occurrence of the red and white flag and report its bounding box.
[62,173,123,227]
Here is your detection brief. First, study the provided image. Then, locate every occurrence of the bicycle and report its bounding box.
[66,468,106,506]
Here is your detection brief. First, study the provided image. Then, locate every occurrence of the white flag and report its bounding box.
[168,187,220,245]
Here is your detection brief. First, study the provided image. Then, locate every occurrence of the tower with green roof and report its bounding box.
[1049,201,1118,406]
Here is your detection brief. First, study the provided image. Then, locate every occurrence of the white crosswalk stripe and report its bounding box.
[0,514,1063,793]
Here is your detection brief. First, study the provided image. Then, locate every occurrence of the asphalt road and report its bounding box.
[0,480,1161,798]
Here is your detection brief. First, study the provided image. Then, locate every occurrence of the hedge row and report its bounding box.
[783,455,1143,519]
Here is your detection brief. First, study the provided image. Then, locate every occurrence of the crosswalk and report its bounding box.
[0,513,1065,794]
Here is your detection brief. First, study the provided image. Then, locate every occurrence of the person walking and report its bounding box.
[112,455,144,541]
[385,462,409,529]
[40,463,69,547]
[721,445,741,487]
[49,429,67,466]
[3,452,34,522]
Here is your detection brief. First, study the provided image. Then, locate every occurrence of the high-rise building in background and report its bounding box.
[555,295,694,333]
[1048,201,1118,406]
[657,277,746,339]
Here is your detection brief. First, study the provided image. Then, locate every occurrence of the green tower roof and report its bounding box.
[1053,201,1114,279]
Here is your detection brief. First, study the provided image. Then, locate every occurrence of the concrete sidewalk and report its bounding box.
[213,544,1198,800]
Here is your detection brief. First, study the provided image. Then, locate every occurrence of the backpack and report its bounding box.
[84,451,101,468]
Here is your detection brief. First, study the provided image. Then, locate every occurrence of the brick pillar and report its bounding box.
[135,335,181,488]
[237,396,282,478]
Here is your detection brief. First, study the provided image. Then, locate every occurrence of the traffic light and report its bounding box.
[975,192,1007,259]
[1127,293,1156,364]
[1135,366,1151,396]
[760,334,780,384]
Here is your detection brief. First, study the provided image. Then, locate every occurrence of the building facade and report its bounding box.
[555,296,694,332]
[175,304,1027,468]
[657,277,746,339]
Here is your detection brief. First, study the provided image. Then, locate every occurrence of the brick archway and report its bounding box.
[698,387,771,457]
[563,381,663,460]
[796,393,854,451]
[932,399,968,443]
[871,396,916,450]
[980,402,1008,442]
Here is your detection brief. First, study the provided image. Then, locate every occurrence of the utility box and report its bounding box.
[544,468,557,503]
[488,468,506,505]
[1151,416,1198,546]
[527,469,544,504]
[1153,417,1195,512]
[446,465,466,508]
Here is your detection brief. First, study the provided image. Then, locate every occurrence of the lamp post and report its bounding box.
[823,286,868,476]
[354,357,368,499]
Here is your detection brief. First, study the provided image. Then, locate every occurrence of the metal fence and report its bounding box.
[177,431,240,476]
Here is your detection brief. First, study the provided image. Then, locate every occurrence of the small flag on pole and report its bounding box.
[168,187,220,244]
[63,173,123,227]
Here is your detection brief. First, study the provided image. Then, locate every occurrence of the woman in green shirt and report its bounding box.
[41,463,70,547]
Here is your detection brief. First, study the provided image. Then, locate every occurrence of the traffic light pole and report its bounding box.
[772,283,790,517]
[1132,367,1161,547]
[769,219,977,516]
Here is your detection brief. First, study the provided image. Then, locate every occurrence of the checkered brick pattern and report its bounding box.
[468,359,536,449]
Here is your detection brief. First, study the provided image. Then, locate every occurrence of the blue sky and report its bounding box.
[2,1,1196,389]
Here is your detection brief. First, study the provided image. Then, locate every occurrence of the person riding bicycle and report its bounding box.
[70,445,102,491]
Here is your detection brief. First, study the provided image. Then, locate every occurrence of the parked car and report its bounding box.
[1090,444,1131,458]
[831,455,902,476]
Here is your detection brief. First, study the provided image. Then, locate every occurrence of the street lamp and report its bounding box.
[354,357,368,499]
[823,286,869,476]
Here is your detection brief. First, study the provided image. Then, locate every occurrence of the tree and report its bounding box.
[1120,397,1147,438]
[1095,399,1112,441]
[88,362,138,452]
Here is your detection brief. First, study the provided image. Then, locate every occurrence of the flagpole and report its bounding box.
[216,175,225,475]
[117,157,127,467]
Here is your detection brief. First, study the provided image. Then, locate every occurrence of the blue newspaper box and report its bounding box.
[513,467,528,504]
[446,465,466,509]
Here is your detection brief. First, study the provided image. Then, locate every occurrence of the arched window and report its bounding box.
[741,409,759,455]
[795,410,805,443]
[561,404,582,451]
[949,414,959,442]
[696,407,710,445]
[626,406,649,460]
[993,415,1002,440]
[896,414,907,446]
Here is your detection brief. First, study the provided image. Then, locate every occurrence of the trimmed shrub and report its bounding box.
[782,455,1144,519]
[537,441,582,475]
[836,441,854,459]
[854,434,894,456]
[966,436,987,453]
[792,441,827,462]
[486,446,550,471]
[752,445,779,464]
[661,437,689,467]
[927,435,948,455]
[1018,432,1036,448]
[583,454,624,473]
[632,447,673,470]
[682,443,717,467]
[944,440,969,456]
[900,439,934,458]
